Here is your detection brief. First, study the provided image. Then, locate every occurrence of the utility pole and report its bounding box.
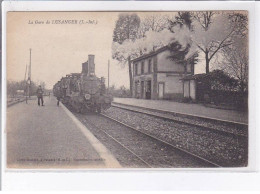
[24,64,27,81]
[108,60,110,93]
[28,48,32,98]
[24,64,28,103]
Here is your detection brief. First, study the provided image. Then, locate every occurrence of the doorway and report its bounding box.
[141,81,144,99]
[146,80,151,99]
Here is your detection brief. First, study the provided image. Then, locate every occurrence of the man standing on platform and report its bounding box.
[36,85,44,106]
[56,86,62,106]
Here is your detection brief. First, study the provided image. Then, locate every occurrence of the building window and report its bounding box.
[141,61,144,74]
[135,63,138,75]
[148,59,152,73]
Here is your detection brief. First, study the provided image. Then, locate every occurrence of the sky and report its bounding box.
[6,11,207,89]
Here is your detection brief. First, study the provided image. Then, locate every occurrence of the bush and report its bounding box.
[182,96,192,103]
[164,93,183,102]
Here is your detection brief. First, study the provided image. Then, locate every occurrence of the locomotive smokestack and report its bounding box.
[88,55,95,76]
[82,61,88,74]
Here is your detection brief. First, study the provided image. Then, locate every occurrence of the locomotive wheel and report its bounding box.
[80,106,87,114]
[71,101,79,113]
[75,102,81,113]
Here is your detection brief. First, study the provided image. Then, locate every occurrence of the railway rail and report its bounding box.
[75,112,219,168]
[63,97,248,167]
[111,102,248,138]
[79,113,152,168]
[103,104,248,167]
[100,113,221,167]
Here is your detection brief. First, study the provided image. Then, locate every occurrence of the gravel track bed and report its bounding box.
[76,113,213,168]
[75,113,148,168]
[104,107,248,167]
[112,103,248,137]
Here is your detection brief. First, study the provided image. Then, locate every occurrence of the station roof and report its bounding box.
[131,46,170,63]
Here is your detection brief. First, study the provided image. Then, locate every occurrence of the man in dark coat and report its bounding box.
[36,85,44,106]
[56,86,62,106]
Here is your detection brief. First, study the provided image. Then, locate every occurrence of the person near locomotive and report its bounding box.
[56,86,62,106]
[36,85,44,106]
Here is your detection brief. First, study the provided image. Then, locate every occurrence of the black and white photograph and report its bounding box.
[4,10,249,169]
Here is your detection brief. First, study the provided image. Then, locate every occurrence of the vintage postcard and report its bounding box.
[4,9,249,170]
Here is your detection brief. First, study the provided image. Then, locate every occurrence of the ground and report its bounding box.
[5,96,120,169]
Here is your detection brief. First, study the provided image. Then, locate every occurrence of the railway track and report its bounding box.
[104,104,248,167]
[66,100,247,167]
[100,113,221,167]
[75,112,220,168]
[111,102,248,138]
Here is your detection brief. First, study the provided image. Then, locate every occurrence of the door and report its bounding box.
[146,80,151,99]
[158,83,164,99]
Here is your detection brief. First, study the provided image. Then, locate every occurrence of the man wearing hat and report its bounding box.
[36,85,44,106]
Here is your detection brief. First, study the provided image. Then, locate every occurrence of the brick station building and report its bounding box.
[132,46,194,100]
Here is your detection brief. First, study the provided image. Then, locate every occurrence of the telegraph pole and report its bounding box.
[108,60,110,93]
[24,64,28,103]
[24,64,27,81]
[28,48,32,98]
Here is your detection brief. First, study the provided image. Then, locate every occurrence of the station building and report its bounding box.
[132,46,194,100]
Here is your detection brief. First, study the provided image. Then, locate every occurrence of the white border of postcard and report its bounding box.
[1,0,259,191]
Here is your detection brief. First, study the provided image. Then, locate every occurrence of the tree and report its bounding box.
[168,11,193,30]
[168,12,198,75]
[135,28,175,54]
[7,80,27,97]
[112,13,141,96]
[7,80,18,97]
[136,14,170,53]
[207,69,238,91]
[40,81,46,90]
[138,14,169,38]
[168,42,198,76]
[221,36,248,93]
[7,79,44,97]
[191,11,248,74]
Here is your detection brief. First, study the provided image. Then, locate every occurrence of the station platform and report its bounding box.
[113,98,248,124]
[6,96,121,169]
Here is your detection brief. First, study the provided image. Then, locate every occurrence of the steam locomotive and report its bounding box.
[53,55,112,113]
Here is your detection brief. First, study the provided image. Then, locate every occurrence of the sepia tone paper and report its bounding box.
[6,11,249,169]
